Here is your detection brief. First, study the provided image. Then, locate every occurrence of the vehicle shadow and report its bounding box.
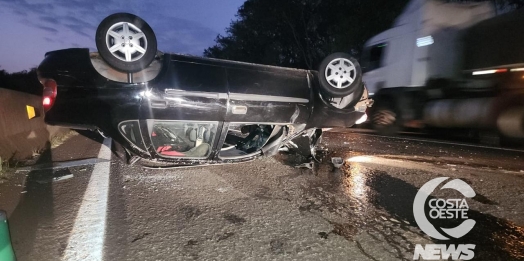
[364,171,524,261]
[73,129,127,162]
[8,141,55,259]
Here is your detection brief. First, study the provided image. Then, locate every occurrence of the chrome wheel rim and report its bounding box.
[324,58,356,89]
[106,22,147,62]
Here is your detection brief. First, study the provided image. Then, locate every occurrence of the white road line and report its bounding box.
[356,132,524,153]
[63,138,112,261]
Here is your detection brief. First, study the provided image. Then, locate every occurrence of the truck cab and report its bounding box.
[362,0,494,96]
[359,0,524,140]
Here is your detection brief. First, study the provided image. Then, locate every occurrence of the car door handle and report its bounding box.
[150,100,167,109]
[231,105,247,114]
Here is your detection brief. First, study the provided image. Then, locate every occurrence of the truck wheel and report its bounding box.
[96,13,157,73]
[318,53,362,98]
[371,104,399,135]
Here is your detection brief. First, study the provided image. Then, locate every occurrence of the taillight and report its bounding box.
[43,97,52,106]
[41,79,57,112]
[472,68,508,75]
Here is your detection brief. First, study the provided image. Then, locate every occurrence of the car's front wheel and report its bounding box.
[318,52,362,98]
[95,13,157,73]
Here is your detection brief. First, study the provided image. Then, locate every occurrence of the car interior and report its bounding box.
[219,124,274,158]
[151,122,216,158]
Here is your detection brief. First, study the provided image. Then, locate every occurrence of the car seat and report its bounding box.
[187,128,197,147]
[183,143,210,157]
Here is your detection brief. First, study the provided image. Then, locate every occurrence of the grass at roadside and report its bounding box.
[0,157,14,183]
[0,129,77,182]
[50,130,78,149]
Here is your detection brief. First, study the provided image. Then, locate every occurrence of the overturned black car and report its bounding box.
[37,13,372,167]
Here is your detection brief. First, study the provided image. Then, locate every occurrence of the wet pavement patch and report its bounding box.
[365,170,524,260]
[331,222,358,241]
[293,156,524,260]
[223,213,246,224]
[381,154,524,173]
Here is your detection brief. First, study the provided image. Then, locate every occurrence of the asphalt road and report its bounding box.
[0,129,523,261]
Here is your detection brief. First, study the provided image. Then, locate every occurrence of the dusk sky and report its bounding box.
[0,0,245,72]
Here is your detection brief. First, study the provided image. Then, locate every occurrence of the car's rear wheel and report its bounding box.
[318,53,362,98]
[95,13,157,73]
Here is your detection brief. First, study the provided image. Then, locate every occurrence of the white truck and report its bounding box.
[362,0,524,141]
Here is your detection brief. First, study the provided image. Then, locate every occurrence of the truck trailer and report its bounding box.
[362,0,524,141]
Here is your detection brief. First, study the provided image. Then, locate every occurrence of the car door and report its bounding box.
[139,55,229,160]
[224,65,311,124]
[213,64,311,161]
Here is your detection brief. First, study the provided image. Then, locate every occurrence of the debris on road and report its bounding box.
[35,173,74,184]
[331,157,343,168]
[54,174,74,182]
[295,162,314,170]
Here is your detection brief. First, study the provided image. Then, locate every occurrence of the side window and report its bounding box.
[362,42,387,73]
[219,124,274,158]
[151,121,217,158]
[118,120,147,151]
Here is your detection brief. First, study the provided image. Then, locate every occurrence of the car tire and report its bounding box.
[95,13,157,73]
[318,52,362,98]
[345,82,366,108]
[371,103,400,136]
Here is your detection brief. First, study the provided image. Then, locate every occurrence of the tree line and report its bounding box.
[2,0,523,94]
[0,68,41,95]
[204,0,524,70]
